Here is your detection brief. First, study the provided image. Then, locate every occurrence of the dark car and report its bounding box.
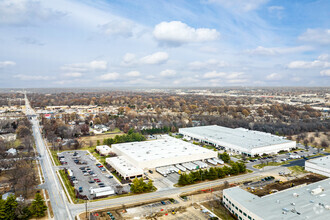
[88,180,95,183]
[149,170,153,174]
[79,187,83,192]
[161,201,166,205]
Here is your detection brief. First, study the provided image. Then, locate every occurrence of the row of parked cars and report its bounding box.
[96,163,106,171]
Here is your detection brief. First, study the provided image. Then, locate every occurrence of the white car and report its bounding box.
[92,174,97,177]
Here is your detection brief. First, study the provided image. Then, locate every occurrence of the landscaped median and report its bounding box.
[57,169,78,203]
[253,161,289,169]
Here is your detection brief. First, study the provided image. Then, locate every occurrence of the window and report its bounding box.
[239,209,242,213]
[248,216,252,220]
[243,213,247,217]
[236,206,238,210]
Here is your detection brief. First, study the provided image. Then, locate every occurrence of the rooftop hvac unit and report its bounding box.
[311,187,323,195]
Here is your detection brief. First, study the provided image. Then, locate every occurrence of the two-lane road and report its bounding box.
[25,95,73,220]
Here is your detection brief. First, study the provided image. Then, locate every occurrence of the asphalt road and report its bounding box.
[25,95,73,220]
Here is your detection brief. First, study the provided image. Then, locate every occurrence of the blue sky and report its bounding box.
[0,0,329,87]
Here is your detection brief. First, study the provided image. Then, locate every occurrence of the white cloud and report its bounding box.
[320,69,330,76]
[160,69,176,77]
[288,60,330,69]
[140,52,169,64]
[227,79,248,84]
[246,45,312,56]
[226,72,245,79]
[100,72,119,81]
[291,77,301,82]
[153,21,220,46]
[61,60,107,72]
[189,59,227,70]
[203,71,226,78]
[0,61,16,67]
[268,6,284,11]
[99,19,134,37]
[126,71,140,77]
[0,0,64,25]
[299,29,330,45]
[208,0,268,12]
[266,73,282,81]
[13,74,53,80]
[121,53,136,65]
[62,72,82,78]
[318,54,329,61]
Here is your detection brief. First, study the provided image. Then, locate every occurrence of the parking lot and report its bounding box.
[58,150,130,199]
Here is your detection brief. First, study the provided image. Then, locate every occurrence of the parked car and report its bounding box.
[79,187,83,192]
[88,180,95,183]
[149,170,153,174]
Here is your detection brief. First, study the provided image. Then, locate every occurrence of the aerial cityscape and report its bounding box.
[0,0,329,220]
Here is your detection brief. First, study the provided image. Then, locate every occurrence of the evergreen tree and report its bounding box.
[147,179,153,191]
[29,193,47,217]
[207,167,217,180]
[0,198,6,219]
[5,194,18,220]
[219,152,230,163]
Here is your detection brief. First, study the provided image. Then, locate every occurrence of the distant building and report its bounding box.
[223,178,330,220]
[6,148,17,156]
[96,145,112,156]
[0,133,17,142]
[179,125,296,156]
[305,156,330,177]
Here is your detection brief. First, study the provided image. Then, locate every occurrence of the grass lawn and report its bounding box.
[253,161,289,169]
[288,166,307,175]
[202,201,234,220]
[50,150,62,166]
[78,131,123,146]
[58,170,78,203]
[202,145,216,150]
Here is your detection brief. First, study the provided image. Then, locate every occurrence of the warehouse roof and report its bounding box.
[180,125,293,150]
[112,135,216,162]
[106,156,143,177]
[306,156,330,170]
[224,178,330,219]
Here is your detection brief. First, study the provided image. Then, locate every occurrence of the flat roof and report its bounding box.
[106,156,143,177]
[180,125,293,150]
[112,135,216,162]
[224,178,330,219]
[306,156,330,170]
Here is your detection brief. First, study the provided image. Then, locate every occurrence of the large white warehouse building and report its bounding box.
[223,178,330,220]
[305,156,330,177]
[106,136,218,180]
[179,125,296,156]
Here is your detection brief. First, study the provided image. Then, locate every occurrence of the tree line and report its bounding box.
[0,193,47,220]
[102,129,146,146]
[141,126,172,135]
[130,178,155,194]
[178,162,246,186]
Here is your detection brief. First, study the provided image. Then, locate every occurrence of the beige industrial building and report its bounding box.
[223,178,330,220]
[305,156,330,177]
[179,125,297,156]
[106,136,218,180]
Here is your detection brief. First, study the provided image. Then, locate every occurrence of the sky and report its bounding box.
[0,0,329,88]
